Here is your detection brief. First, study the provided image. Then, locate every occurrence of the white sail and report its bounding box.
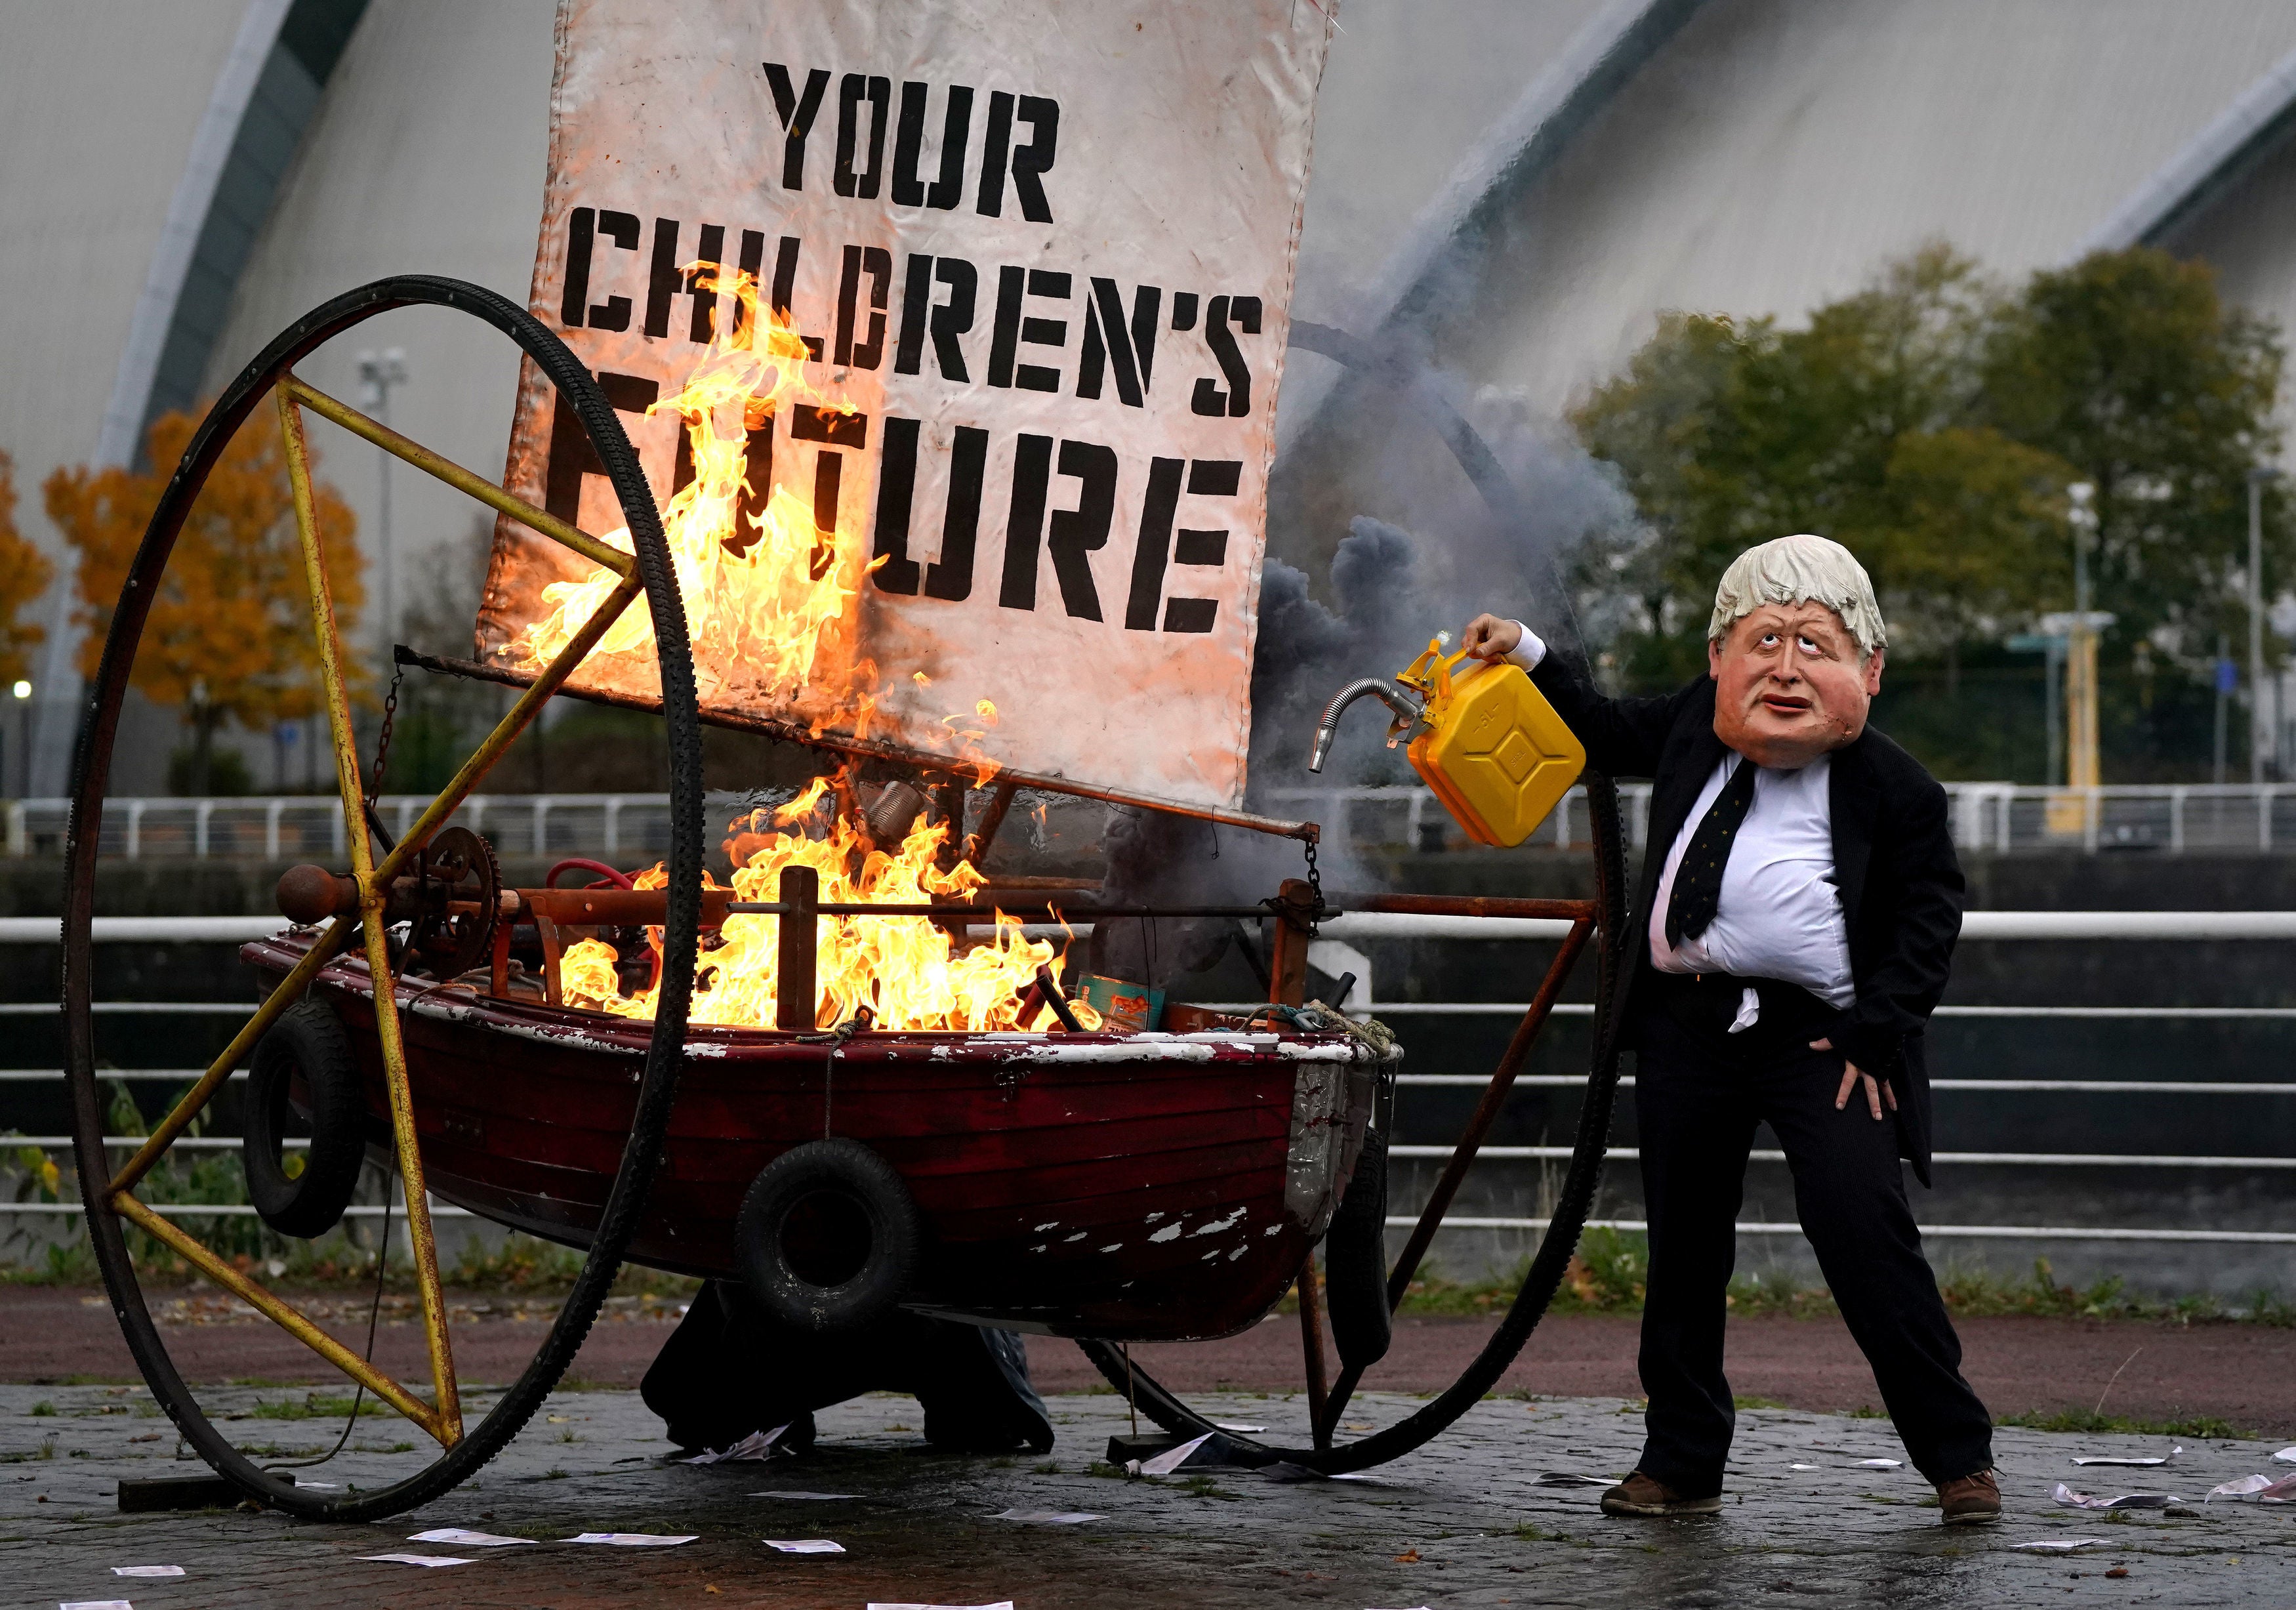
[476,0,1334,814]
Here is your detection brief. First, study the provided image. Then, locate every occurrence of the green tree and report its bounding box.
[1980,247,2285,667]
[1572,243,2284,779]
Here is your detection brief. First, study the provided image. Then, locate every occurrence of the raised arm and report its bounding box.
[1462,613,1691,780]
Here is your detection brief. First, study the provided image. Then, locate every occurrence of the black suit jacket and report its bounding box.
[1531,657,1963,1185]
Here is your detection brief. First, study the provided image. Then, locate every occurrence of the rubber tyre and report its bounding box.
[736,1140,922,1333]
[1322,1128,1392,1371]
[243,997,368,1239]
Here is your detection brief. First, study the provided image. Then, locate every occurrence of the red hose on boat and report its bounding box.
[547,857,634,889]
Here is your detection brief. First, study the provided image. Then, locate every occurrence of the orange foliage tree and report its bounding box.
[45,401,364,794]
[0,451,56,688]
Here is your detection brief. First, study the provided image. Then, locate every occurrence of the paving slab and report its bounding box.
[3,1383,2291,1607]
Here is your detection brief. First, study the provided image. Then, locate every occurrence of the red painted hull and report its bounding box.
[243,936,1391,1341]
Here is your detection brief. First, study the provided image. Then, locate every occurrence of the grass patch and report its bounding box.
[1995,1408,2256,1440]
[1732,1396,1788,1411]
[1391,1241,2295,1326]
[29,1401,54,1417]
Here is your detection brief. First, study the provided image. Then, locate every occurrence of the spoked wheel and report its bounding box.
[62,276,705,1520]
[1078,773,1631,1473]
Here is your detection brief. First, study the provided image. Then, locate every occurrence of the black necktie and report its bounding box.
[1664,759,1761,948]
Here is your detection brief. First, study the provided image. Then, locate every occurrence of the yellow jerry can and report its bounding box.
[1395,640,1586,848]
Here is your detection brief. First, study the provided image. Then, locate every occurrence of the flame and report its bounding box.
[516,269,870,709]
[514,269,1059,1027]
[560,794,1101,1033]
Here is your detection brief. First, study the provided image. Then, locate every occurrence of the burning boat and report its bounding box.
[245,800,1391,1342]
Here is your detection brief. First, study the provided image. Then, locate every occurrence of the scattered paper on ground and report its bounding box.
[991,1509,1103,1523]
[1213,1423,1267,1434]
[60,1601,134,1609]
[2011,1538,2111,1553]
[1534,1473,1614,1487]
[408,1529,537,1547]
[112,1565,186,1577]
[357,1554,474,1567]
[764,1538,846,1554]
[2205,1474,2296,1503]
[2273,1447,2296,1464]
[1789,1464,1820,1472]
[562,1533,698,1546]
[750,1491,859,1500]
[2074,1445,2181,1467]
[1853,1458,1901,1469]
[2053,1483,2176,1510]
[1137,1432,1214,1476]
[684,1425,790,1464]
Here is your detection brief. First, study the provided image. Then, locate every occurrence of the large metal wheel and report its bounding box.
[1072,322,1634,1470]
[62,276,706,1521]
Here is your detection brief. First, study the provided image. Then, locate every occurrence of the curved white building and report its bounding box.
[9,0,2296,791]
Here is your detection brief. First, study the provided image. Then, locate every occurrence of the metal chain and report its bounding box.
[366,665,403,810]
[1302,834,1325,930]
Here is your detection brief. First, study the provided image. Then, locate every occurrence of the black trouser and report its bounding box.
[641,1281,1054,1455]
[1630,973,1992,1495]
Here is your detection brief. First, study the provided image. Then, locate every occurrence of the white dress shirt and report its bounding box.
[1503,622,1854,1029]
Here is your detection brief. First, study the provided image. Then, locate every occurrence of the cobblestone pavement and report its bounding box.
[4,1383,2291,1608]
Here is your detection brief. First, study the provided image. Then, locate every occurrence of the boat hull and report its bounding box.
[243,936,1391,1341]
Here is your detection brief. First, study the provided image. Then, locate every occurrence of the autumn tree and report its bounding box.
[45,401,363,795]
[0,453,54,705]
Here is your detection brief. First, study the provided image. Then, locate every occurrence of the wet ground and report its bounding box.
[5,1382,2292,1609]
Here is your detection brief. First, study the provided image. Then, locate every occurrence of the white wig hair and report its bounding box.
[1707,533,1887,659]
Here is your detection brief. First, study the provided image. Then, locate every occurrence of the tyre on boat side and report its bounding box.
[735,1138,924,1332]
[243,997,369,1239]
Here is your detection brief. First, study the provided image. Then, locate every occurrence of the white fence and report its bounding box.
[14,782,2296,861]
[3,793,677,862]
[1265,781,2296,856]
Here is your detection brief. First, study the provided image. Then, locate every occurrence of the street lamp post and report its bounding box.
[2066,483,2102,789]
[2248,465,2282,784]
[357,348,409,663]
[9,679,29,799]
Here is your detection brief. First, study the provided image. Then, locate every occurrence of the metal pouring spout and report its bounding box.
[1309,679,1425,773]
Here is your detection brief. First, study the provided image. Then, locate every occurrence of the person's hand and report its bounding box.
[1462,614,1523,661]
[1811,1037,1896,1121]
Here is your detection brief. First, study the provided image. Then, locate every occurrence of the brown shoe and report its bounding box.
[1936,1469,2001,1525]
[1600,1470,1723,1517]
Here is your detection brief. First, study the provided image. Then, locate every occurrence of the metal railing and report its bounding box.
[3,793,678,861]
[18,782,2296,861]
[2,911,2293,1252]
[1263,781,2296,856]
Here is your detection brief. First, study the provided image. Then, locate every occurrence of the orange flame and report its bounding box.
[561,793,1101,1033]
[516,269,870,709]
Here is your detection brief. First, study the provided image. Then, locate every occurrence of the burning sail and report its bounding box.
[476,0,1333,816]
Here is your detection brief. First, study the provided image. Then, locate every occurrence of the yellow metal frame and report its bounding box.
[100,374,649,1447]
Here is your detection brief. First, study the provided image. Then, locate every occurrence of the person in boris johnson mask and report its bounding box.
[1464,533,1997,1527]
